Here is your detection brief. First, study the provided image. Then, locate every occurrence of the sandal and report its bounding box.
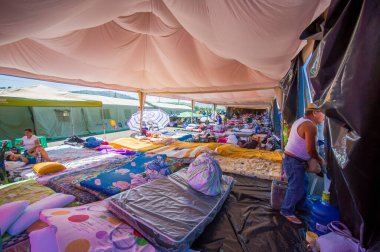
[281,214,302,224]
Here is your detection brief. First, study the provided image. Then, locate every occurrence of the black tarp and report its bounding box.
[306,0,380,250]
[192,173,307,252]
[281,58,299,125]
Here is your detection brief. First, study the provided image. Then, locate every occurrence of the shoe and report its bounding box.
[281,213,303,224]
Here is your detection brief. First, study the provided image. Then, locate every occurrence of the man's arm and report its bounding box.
[304,123,323,165]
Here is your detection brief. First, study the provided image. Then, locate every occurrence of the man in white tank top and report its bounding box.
[281,104,325,224]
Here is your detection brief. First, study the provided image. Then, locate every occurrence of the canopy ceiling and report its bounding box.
[0,0,330,108]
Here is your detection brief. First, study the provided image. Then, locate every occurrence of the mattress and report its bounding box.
[80,154,167,196]
[0,179,55,205]
[47,156,133,203]
[108,169,234,251]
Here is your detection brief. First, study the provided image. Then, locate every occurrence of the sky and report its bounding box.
[0,75,224,109]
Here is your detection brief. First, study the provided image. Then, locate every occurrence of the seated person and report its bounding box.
[17,128,52,162]
[6,153,31,164]
[238,136,259,149]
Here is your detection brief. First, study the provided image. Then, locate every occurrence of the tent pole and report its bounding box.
[70,107,74,136]
[101,106,106,140]
[280,91,285,150]
[191,100,195,123]
[138,92,146,131]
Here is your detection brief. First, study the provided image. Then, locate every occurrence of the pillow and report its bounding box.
[40,201,155,252]
[32,162,66,175]
[5,161,26,170]
[29,226,59,252]
[8,193,75,235]
[0,200,29,236]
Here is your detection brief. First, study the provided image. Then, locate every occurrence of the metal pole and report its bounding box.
[101,106,106,140]
[70,107,74,136]
[191,100,195,123]
[138,92,146,131]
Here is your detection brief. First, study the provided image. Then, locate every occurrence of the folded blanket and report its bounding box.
[110,138,163,152]
[216,144,282,162]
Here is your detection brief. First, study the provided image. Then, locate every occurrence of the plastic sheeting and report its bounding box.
[109,169,234,251]
[192,173,307,252]
[306,0,380,249]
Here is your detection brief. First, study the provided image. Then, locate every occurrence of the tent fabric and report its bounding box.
[0,0,329,107]
[0,85,142,139]
[147,101,191,115]
[307,0,380,249]
[0,85,102,107]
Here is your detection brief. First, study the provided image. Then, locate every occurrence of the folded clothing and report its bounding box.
[80,154,167,196]
[108,169,234,251]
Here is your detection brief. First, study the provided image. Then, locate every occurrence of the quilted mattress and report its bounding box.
[108,168,234,251]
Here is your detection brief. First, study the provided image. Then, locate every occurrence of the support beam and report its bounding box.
[138,91,146,131]
[191,100,195,123]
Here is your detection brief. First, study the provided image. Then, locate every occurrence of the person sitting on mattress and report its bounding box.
[5,152,31,164]
[16,128,52,162]
[237,134,259,149]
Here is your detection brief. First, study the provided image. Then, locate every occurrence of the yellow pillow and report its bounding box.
[32,162,66,175]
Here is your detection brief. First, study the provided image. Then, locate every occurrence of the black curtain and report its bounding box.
[307,0,380,249]
[281,56,301,125]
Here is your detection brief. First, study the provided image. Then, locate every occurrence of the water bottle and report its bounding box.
[308,191,340,236]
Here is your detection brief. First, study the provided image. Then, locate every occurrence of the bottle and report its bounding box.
[308,191,340,236]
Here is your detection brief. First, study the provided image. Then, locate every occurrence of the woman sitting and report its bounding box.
[17,128,52,162]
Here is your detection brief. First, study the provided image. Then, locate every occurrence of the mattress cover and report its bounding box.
[108,169,234,251]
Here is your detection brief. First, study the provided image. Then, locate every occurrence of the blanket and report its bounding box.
[216,144,282,162]
[110,138,163,152]
[215,156,283,181]
[37,153,129,185]
[80,154,167,196]
[47,156,135,203]
[40,201,157,252]
[0,179,55,205]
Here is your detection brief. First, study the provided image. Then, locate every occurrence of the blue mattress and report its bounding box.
[80,154,166,196]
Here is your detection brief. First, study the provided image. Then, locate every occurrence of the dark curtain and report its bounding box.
[307,0,380,249]
[281,57,301,125]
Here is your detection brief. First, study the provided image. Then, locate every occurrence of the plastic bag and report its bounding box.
[187,153,222,196]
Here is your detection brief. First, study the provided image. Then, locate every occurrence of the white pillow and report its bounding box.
[5,161,26,170]
[29,226,59,252]
[0,200,29,235]
[8,193,75,235]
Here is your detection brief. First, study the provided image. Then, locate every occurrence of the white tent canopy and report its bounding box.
[0,0,329,108]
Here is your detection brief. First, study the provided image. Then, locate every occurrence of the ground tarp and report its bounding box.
[192,173,307,252]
